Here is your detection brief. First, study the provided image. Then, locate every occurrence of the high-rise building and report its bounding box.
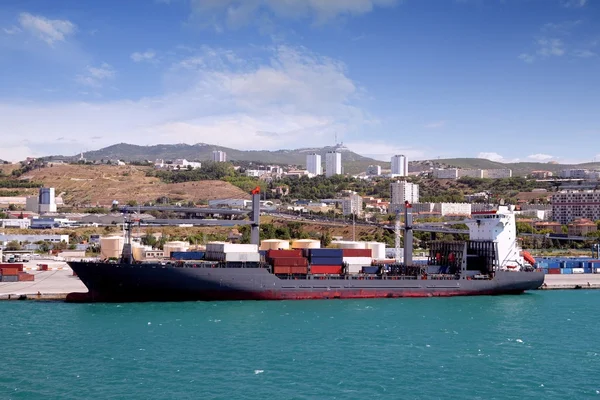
[306,153,322,175]
[391,155,408,176]
[212,150,227,162]
[342,193,363,216]
[325,151,342,177]
[389,181,419,213]
[552,190,600,224]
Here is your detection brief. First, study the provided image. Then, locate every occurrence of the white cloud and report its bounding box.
[75,63,115,87]
[345,141,426,162]
[189,0,398,30]
[3,26,21,35]
[518,53,535,63]
[527,153,554,161]
[18,12,76,45]
[0,46,372,160]
[537,38,565,56]
[476,152,520,163]
[562,0,587,8]
[574,49,596,58]
[131,50,156,62]
[424,120,445,129]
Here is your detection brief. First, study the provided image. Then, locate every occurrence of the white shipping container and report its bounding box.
[224,252,261,262]
[595,268,600,274]
[346,264,365,274]
[342,257,372,265]
[572,268,585,274]
[205,242,258,253]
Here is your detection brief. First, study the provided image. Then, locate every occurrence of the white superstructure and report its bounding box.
[306,153,322,175]
[463,206,524,270]
[325,151,342,177]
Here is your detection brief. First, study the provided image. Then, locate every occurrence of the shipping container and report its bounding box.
[362,266,380,274]
[310,265,343,275]
[307,248,343,258]
[0,267,19,276]
[562,268,572,274]
[572,268,585,274]
[205,243,259,253]
[0,263,23,272]
[171,251,205,260]
[1,275,18,282]
[346,264,365,274]
[267,249,303,258]
[273,266,308,274]
[17,272,34,282]
[271,258,308,267]
[342,257,372,266]
[310,256,343,266]
[547,268,561,274]
[584,267,593,274]
[342,249,372,258]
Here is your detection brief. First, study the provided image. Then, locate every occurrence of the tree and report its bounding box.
[141,233,158,248]
[320,231,332,247]
[5,240,21,251]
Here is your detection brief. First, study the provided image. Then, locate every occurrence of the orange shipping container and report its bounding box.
[273,266,308,275]
[271,258,308,267]
[0,267,19,276]
[342,249,372,258]
[0,263,23,272]
[310,265,342,274]
[267,249,303,258]
[17,272,35,282]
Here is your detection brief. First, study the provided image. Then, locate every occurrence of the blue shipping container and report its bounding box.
[308,248,343,258]
[310,257,343,266]
[361,266,379,274]
[585,267,592,274]
[562,268,572,274]
[171,251,205,260]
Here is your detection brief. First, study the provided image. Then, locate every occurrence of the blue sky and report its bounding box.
[0,0,598,163]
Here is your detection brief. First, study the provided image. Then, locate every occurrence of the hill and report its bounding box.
[18,164,250,206]
[413,158,600,177]
[48,143,389,175]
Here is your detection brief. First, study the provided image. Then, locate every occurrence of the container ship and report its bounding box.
[66,202,544,302]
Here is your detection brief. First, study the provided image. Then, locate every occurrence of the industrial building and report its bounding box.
[325,151,342,177]
[366,165,381,176]
[0,234,69,245]
[342,193,363,216]
[552,190,600,224]
[306,153,322,175]
[212,151,227,162]
[0,219,31,229]
[391,155,408,176]
[389,181,419,213]
[25,187,57,214]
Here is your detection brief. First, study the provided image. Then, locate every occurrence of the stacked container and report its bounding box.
[0,266,19,282]
[266,249,308,275]
[341,248,373,274]
[306,248,343,275]
[170,251,205,261]
[204,242,260,262]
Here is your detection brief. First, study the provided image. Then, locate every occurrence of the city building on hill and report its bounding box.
[391,155,408,176]
[567,218,597,236]
[483,169,512,179]
[559,169,588,179]
[212,150,227,162]
[325,151,342,177]
[551,190,600,224]
[342,192,363,216]
[366,165,381,176]
[389,181,419,213]
[306,153,322,175]
[433,168,459,179]
[529,170,554,179]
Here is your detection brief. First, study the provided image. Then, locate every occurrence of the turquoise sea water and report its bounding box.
[1,291,600,399]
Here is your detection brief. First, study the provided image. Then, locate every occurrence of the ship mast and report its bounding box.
[395,205,401,264]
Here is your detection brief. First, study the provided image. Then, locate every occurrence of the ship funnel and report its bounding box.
[404,201,413,266]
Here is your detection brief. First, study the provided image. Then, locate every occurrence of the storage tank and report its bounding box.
[260,239,290,251]
[365,242,386,260]
[291,239,320,249]
[100,236,124,259]
[331,240,367,249]
[163,241,189,258]
[132,244,145,261]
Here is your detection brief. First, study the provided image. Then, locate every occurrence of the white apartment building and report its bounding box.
[212,151,227,162]
[366,165,382,176]
[559,169,588,179]
[433,169,459,179]
[342,193,363,216]
[173,159,201,169]
[458,169,484,178]
[552,190,600,224]
[483,169,512,179]
[391,155,408,176]
[306,153,322,175]
[389,181,419,213]
[325,151,342,177]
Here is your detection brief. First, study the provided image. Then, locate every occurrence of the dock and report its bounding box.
[539,274,600,290]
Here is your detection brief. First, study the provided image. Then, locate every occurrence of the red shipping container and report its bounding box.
[342,249,372,258]
[0,263,23,271]
[548,268,561,274]
[311,265,342,274]
[273,266,308,274]
[17,272,35,282]
[0,267,19,276]
[271,258,308,267]
[39,264,48,271]
[267,249,303,258]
